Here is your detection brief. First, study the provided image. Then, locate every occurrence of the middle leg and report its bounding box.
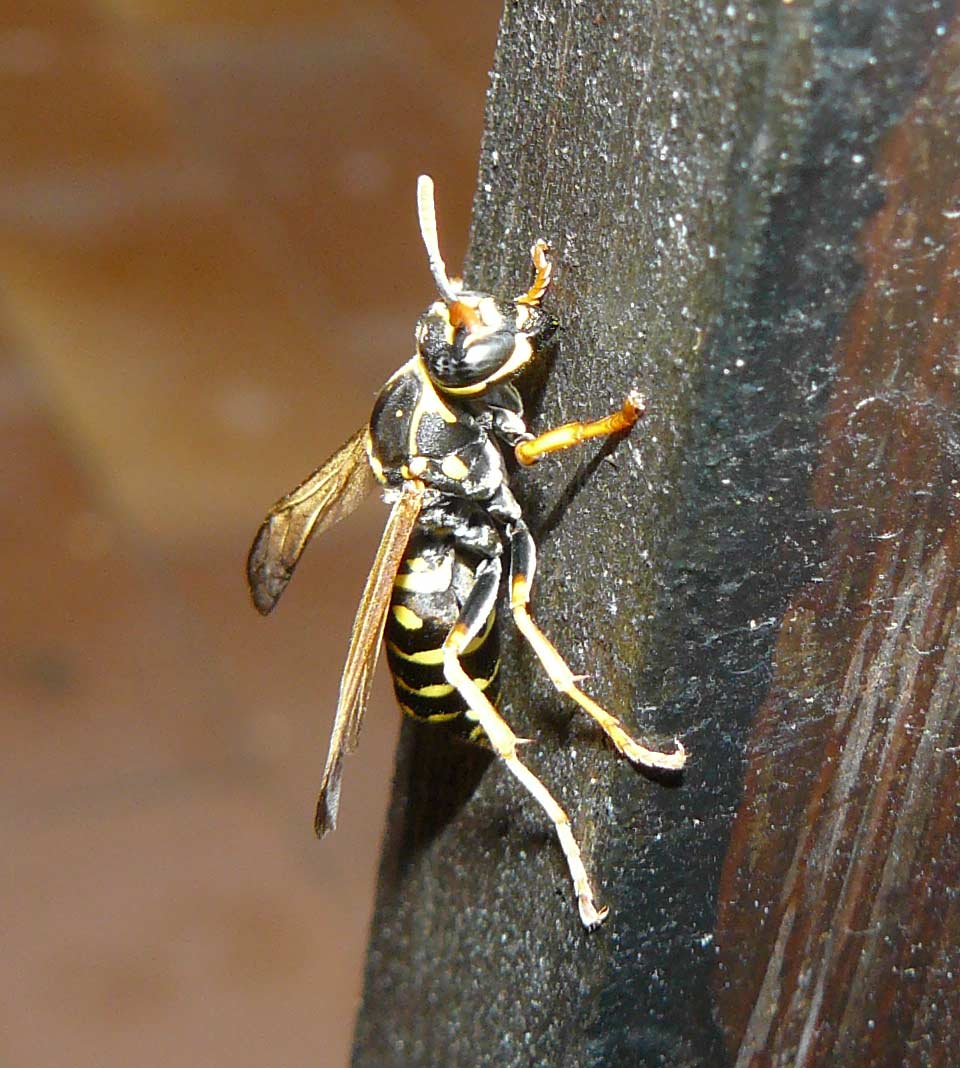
[507,521,686,771]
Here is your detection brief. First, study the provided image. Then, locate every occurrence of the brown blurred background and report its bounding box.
[0,3,499,1065]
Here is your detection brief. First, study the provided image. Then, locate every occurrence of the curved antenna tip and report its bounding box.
[416,174,458,303]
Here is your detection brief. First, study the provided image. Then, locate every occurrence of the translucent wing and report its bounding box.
[247,427,375,614]
[315,482,424,838]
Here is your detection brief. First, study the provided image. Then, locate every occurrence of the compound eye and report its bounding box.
[461,332,516,376]
[416,310,459,377]
[419,312,451,348]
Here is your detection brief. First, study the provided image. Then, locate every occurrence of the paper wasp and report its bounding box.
[247,176,686,927]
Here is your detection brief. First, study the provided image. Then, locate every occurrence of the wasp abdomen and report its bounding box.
[384,537,499,741]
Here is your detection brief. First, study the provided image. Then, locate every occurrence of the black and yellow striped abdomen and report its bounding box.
[384,534,499,742]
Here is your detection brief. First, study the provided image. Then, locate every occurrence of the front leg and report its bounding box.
[515,390,646,466]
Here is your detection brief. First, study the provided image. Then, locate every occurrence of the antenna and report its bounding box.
[416,175,459,304]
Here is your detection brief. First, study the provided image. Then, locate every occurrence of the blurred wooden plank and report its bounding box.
[0,0,102,31]
[5,783,373,1068]
[0,4,499,1068]
[0,26,396,540]
[0,8,487,544]
[0,344,237,807]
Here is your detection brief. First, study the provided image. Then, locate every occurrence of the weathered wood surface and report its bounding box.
[352,3,958,1066]
[715,25,960,1068]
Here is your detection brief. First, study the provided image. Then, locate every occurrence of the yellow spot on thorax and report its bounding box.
[441,454,469,481]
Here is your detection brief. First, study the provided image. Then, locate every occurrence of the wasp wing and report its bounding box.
[315,481,424,838]
[247,427,375,615]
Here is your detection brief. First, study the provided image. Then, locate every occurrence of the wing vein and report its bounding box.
[314,482,424,837]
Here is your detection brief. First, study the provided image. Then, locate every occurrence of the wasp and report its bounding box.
[247,176,686,927]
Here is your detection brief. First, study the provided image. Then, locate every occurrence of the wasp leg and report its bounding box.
[515,390,646,466]
[507,523,686,771]
[441,555,608,929]
[514,239,552,307]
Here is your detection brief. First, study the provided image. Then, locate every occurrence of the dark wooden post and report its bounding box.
[352,3,958,1066]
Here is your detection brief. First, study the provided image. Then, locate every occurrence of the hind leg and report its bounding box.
[441,554,608,928]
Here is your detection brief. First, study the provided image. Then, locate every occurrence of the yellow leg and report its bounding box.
[515,390,646,466]
[442,623,608,929]
[515,239,553,307]
[510,576,687,771]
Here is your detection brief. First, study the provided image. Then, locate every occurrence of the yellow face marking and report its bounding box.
[391,605,424,630]
[407,455,428,477]
[477,297,504,329]
[440,454,469,481]
[460,298,505,352]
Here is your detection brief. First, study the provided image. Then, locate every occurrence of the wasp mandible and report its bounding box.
[247,176,686,927]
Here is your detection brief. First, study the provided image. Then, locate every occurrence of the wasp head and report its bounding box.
[414,175,557,397]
